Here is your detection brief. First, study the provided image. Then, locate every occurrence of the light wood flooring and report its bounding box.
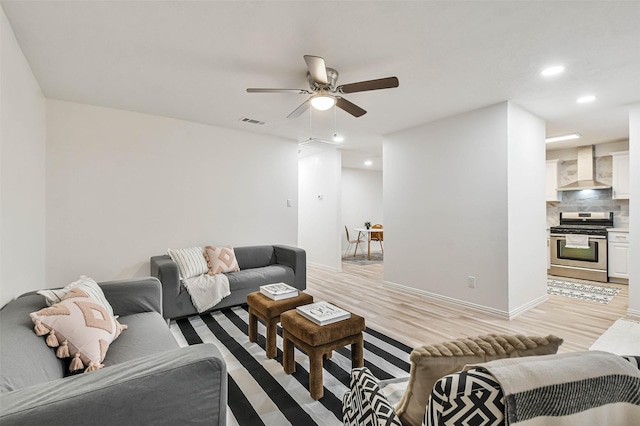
[305,261,629,353]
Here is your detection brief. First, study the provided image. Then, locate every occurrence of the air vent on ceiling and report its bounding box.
[298,138,342,149]
[239,117,266,125]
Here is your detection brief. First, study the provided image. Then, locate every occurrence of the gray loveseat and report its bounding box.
[0,277,227,425]
[151,244,306,319]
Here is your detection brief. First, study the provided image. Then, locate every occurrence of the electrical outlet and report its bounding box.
[468,276,476,288]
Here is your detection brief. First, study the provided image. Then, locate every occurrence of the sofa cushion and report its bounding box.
[234,245,276,270]
[226,265,294,291]
[103,312,179,366]
[395,334,563,426]
[0,293,66,392]
[30,289,126,372]
[204,245,240,275]
[343,367,402,426]
[167,247,208,279]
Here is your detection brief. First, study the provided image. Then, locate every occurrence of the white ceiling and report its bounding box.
[3,1,639,170]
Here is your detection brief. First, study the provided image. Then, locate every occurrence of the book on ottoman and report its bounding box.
[296,301,351,326]
[260,283,299,300]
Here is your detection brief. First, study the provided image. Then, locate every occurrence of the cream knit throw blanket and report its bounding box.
[469,351,640,425]
[183,274,231,313]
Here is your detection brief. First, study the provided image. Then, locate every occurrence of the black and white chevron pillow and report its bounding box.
[343,367,402,426]
[427,368,505,426]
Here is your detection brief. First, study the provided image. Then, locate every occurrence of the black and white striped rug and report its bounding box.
[169,306,412,426]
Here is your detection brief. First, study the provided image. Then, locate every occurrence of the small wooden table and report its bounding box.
[280,309,365,400]
[246,291,313,358]
[354,227,383,260]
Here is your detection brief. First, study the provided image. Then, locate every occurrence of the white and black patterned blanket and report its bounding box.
[472,351,640,425]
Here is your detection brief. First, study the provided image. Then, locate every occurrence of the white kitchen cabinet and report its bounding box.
[545,159,562,202]
[611,151,629,200]
[608,231,629,282]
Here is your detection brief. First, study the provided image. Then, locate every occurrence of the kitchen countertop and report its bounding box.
[607,228,629,233]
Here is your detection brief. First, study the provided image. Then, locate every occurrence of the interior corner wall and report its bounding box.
[341,167,383,254]
[384,102,510,313]
[506,103,547,312]
[0,8,46,308]
[628,103,639,317]
[45,100,298,287]
[298,149,342,271]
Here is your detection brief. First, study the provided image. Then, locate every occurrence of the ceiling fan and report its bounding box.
[247,55,399,119]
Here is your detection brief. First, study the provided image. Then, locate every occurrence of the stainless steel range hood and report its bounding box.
[557,146,611,191]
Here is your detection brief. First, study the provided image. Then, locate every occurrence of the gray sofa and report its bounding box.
[151,244,306,319]
[0,277,227,425]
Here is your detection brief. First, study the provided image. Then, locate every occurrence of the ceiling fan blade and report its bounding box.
[304,55,328,85]
[338,77,399,94]
[336,97,367,117]
[247,88,311,94]
[287,100,310,119]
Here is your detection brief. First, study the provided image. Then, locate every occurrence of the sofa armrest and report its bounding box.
[273,245,306,290]
[150,255,181,316]
[0,344,227,426]
[100,277,163,317]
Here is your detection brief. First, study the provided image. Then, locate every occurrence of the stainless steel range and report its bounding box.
[549,212,613,282]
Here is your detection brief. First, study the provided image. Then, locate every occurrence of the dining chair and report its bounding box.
[344,226,365,257]
[371,224,384,253]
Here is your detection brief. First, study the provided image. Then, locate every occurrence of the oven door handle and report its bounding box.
[550,234,607,239]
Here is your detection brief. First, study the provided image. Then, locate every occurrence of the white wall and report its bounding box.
[298,149,342,271]
[506,103,547,313]
[341,167,383,254]
[385,102,510,313]
[46,100,298,287]
[628,104,639,317]
[384,101,546,317]
[0,8,47,307]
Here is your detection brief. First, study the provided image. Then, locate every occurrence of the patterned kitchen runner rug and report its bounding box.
[547,279,621,304]
[170,305,411,426]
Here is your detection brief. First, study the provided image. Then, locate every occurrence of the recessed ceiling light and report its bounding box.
[545,133,581,143]
[332,133,344,142]
[576,95,596,103]
[364,160,373,166]
[541,65,565,76]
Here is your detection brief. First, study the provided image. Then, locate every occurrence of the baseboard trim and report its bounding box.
[627,308,640,319]
[308,261,341,273]
[383,280,510,319]
[383,280,547,320]
[509,294,549,319]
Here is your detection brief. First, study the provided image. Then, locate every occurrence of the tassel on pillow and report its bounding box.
[46,330,59,348]
[34,319,49,336]
[56,340,70,358]
[85,361,104,373]
[69,353,84,372]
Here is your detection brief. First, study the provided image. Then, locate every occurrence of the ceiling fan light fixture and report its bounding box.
[310,94,336,111]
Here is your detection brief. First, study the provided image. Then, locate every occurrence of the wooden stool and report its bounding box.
[280,309,365,400]
[246,291,313,358]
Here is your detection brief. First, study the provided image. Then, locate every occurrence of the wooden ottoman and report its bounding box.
[246,291,313,358]
[280,309,365,400]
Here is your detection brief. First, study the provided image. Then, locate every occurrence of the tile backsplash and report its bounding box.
[546,156,629,228]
